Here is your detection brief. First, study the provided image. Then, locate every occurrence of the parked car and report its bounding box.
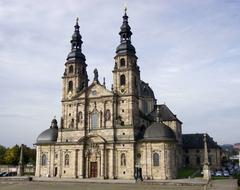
[211,171,215,176]
[223,170,230,177]
[0,172,6,177]
[2,172,9,177]
[215,170,223,176]
[229,169,234,175]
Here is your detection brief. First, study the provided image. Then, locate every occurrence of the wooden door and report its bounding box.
[90,162,97,178]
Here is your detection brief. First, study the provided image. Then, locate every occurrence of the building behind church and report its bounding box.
[35,10,220,180]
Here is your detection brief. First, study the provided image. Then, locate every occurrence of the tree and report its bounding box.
[0,145,7,164]
[23,145,36,165]
[1,144,36,166]
[4,145,20,165]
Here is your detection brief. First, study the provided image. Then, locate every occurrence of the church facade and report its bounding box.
[35,10,183,180]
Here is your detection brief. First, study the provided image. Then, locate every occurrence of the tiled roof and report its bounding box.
[182,133,220,149]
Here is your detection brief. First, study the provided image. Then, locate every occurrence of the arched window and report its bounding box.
[153,152,159,166]
[65,154,70,166]
[105,109,111,121]
[68,81,73,92]
[69,65,73,73]
[78,111,83,123]
[120,75,126,86]
[121,153,126,166]
[120,58,125,67]
[91,111,99,129]
[41,154,47,166]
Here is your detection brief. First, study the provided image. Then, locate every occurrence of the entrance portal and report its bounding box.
[90,162,97,178]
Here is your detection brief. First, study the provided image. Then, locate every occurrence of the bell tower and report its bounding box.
[113,8,140,129]
[113,8,140,96]
[62,18,88,100]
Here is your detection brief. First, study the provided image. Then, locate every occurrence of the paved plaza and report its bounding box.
[0,179,238,190]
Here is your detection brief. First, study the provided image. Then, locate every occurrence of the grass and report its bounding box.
[177,167,199,178]
[211,176,230,180]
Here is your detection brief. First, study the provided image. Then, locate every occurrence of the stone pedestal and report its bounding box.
[203,164,211,180]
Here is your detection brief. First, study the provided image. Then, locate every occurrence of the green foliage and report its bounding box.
[0,145,7,164]
[4,144,21,165]
[233,172,240,179]
[0,144,36,165]
[177,167,199,178]
[212,176,229,180]
[23,145,36,165]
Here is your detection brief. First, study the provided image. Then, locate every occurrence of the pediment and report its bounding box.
[76,82,113,99]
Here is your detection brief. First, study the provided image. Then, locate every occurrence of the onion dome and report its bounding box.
[36,118,58,144]
[116,8,136,56]
[67,18,86,61]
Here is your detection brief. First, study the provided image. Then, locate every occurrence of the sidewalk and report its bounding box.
[33,177,207,186]
[208,179,238,190]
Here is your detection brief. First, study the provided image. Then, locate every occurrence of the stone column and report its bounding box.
[86,155,89,178]
[108,148,114,179]
[74,149,78,178]
[76,104,79,129]
[104,148,108,179]
[203,134,211,181]
[58,149,62,178]
[78,148,83,178]
[35,146,40,177]
[48,146,51,177]
[103,101,106,128]
[100,147,104,178]
[17,144,24,176]
[98,154,101,178]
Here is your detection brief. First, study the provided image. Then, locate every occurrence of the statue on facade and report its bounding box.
[93,69,99,83]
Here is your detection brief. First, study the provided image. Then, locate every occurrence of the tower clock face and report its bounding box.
[120,86,126,94]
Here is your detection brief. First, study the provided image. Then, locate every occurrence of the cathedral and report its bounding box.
[35,9,183,180]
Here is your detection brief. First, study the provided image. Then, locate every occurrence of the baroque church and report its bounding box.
[35,9,183,180]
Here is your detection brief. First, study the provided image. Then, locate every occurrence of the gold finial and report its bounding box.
[124,1,127,13]
[76,17,79,23]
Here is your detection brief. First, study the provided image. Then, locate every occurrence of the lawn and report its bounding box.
[177,167,199,178]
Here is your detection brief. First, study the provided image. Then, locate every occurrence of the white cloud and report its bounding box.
[0,0,240,146]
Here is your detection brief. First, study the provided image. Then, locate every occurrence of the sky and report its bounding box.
[0,0,240,147]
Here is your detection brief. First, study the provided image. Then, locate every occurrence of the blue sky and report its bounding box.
[0,0,239,147]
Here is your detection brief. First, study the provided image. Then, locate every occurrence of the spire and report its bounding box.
[120,8,132,43]
[67,18,86,61]
[116,8,136,56]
